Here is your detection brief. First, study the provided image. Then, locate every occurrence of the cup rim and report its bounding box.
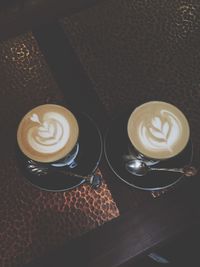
[127,101,190,160]
[17,104,79,163]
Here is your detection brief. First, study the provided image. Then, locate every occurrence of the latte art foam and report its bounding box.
[139,110,181,153]
[128,101,190,159]
[28,112,70,154]
[17,104,79,163]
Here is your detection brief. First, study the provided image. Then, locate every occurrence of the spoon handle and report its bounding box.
[150,166,197,176]
[57,170,92,181]
[150,167,183,173]
[57,169,102,189]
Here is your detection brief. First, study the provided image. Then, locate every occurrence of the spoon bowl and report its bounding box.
[125,160,149,176]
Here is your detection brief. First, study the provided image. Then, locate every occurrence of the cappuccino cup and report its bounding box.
[17,104,79,168]
[127,101,190,165]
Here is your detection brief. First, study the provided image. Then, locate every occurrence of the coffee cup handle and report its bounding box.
[69,160,78,169]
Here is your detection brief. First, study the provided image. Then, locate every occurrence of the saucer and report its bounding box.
[18,113,103,191]
[104,112,193,191]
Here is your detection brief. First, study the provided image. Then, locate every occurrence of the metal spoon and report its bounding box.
[125,159,197,177]
[26,159,102,189]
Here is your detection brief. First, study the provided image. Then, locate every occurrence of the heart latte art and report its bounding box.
[128,101,190,159]
[17,104,79,162]
[28,112,70,154]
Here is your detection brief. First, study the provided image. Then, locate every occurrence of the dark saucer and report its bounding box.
[17,113,103,191]
[104,113,193,191]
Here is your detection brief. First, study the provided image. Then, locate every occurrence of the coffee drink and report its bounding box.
[127,101,190,159]
[17,104,79,163]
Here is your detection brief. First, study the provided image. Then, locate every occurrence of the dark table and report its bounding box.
[1,1,200,266]
[0,0,105,40]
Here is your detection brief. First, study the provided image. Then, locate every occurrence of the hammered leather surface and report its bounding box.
[61,0,200,154]
[0,32,119,267]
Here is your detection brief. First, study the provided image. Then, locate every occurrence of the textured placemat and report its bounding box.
[61,0,200,195]
[0,32,119,267]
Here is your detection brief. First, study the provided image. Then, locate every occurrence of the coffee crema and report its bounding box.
[127,101,190,159]
[17,104,79,163]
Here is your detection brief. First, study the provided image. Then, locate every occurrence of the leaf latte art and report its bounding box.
[128,102,190,159]
[17,104,79,163]
[28,112,70,154]
[139,110,181,153]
